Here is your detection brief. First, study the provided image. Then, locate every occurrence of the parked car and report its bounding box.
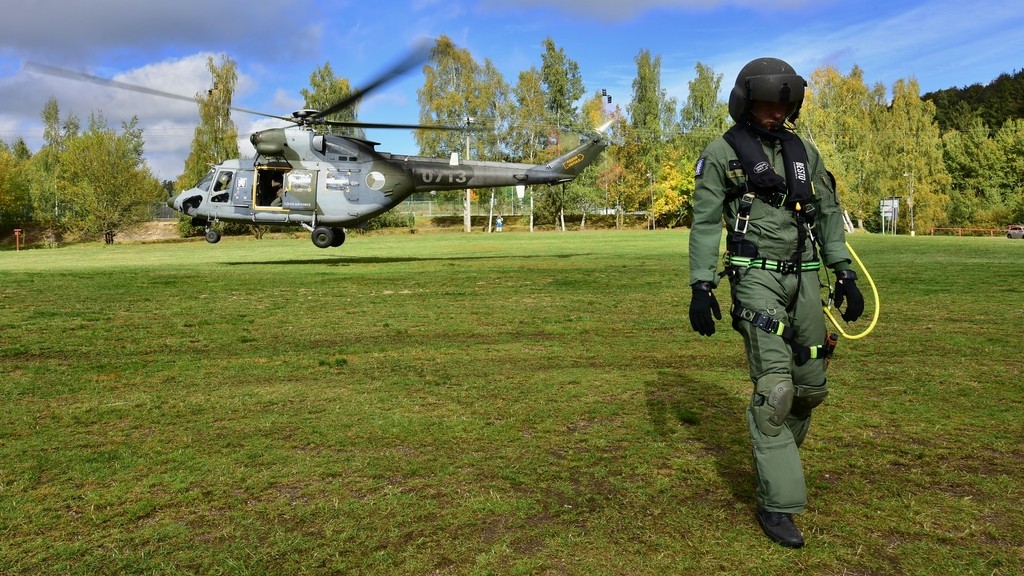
[1008,225,1024,239]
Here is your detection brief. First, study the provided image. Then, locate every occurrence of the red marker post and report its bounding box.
[14,229,23,251]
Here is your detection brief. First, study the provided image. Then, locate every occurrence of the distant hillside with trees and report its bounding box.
[924,69,1024,133]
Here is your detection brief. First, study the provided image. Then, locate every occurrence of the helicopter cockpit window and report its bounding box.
[211,171,234,203]
[195,171,215,192]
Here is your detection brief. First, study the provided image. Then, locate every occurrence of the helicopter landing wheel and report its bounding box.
[204,228,222,244]
[311,226,335,249]
[330,227,346,247]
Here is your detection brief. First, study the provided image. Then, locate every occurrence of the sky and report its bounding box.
[0,0,1021,181]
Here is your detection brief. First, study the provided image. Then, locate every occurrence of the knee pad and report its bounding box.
[751,373,794,437]
[791,380,829,418]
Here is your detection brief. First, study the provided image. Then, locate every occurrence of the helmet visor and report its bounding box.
[746,73,805,107]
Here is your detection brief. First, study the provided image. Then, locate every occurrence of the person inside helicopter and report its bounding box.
[269,177,284,207]
[211,171,233,202]
[214,171,233,191]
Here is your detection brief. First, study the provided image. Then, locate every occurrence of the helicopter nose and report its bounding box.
[167,192,183,212]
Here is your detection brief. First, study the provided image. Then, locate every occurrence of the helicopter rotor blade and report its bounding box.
[24,61,293,123]
[321,120,470,131]
[312,38,434,122]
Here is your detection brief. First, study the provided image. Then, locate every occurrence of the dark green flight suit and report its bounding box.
[688,132,852,513]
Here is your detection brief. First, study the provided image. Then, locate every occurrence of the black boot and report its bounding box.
[755,508,805,548]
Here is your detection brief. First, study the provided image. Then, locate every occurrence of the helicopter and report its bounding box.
[29,46,610,248]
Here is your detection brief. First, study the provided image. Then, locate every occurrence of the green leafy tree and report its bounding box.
[878,78,950,234]
[176,55,240,192]
[539,37,585,132]
[507,67,548,164]
[535,38,587,229]
[417,36,484,157]
[417,35,509,231]
[993,118,1024,223]
[58,114,165,243]
[300,62,357,135]
[674,62,728,225]
[628,49,666,172]
[475,59,511,161]
[941,118,1002,226]
[800,65,889,228]
[620,49,676,226]
[925,69,1024,132]
[677,62,728,156]
[0,140,32,234]
[29,98,79,238]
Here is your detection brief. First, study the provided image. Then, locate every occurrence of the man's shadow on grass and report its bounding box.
[644,366,753,506]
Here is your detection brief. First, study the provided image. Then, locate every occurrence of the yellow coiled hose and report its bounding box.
[823,241,879,340]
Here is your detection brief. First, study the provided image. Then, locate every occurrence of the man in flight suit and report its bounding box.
[687,57,864,548]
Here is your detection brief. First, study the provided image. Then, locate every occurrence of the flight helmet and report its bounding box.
[728,57,807,124]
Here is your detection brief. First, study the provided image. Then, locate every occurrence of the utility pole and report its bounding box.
[463,116,474,233]
[904,170,916,237]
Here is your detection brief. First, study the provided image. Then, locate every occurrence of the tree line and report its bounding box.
[1,37,1021,244]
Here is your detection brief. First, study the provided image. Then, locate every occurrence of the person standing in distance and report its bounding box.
[687,57,864,548]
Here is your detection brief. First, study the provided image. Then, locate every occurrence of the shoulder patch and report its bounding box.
[695,157,706,178]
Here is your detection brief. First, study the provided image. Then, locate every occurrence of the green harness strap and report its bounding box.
[731,304,834,366]
[725,255,821,274]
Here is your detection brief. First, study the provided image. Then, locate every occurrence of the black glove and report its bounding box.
[689,282,722,336]
[834,271,864,322]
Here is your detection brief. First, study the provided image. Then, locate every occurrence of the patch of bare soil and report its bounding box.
[116,221,180,243]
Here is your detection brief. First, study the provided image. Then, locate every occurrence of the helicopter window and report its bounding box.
[195,171,215,192]
[213,171,234,192]
[324,139,358,162]
[211,171,234,203]
[211,170,235,201]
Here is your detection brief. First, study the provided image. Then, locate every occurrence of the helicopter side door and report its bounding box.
[255,168,316,212]
[229,170,254,207]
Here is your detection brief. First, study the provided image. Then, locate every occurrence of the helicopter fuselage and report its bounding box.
[168,126,607,247]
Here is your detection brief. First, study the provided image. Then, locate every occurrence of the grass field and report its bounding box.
[1,229,1022,575]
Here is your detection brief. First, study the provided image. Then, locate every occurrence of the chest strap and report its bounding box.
[732,304,835,366]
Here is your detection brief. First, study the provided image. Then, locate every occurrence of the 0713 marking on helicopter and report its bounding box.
[416,168,471,185]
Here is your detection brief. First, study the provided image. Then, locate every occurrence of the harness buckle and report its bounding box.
[752,312,780,334]
[733,192,755,235]
[778,260,799,274]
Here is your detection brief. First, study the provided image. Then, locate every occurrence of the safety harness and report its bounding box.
[732,304,837,366]
[720,123,828,365]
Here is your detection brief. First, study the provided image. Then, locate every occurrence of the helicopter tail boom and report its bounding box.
[408,132,607,193]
